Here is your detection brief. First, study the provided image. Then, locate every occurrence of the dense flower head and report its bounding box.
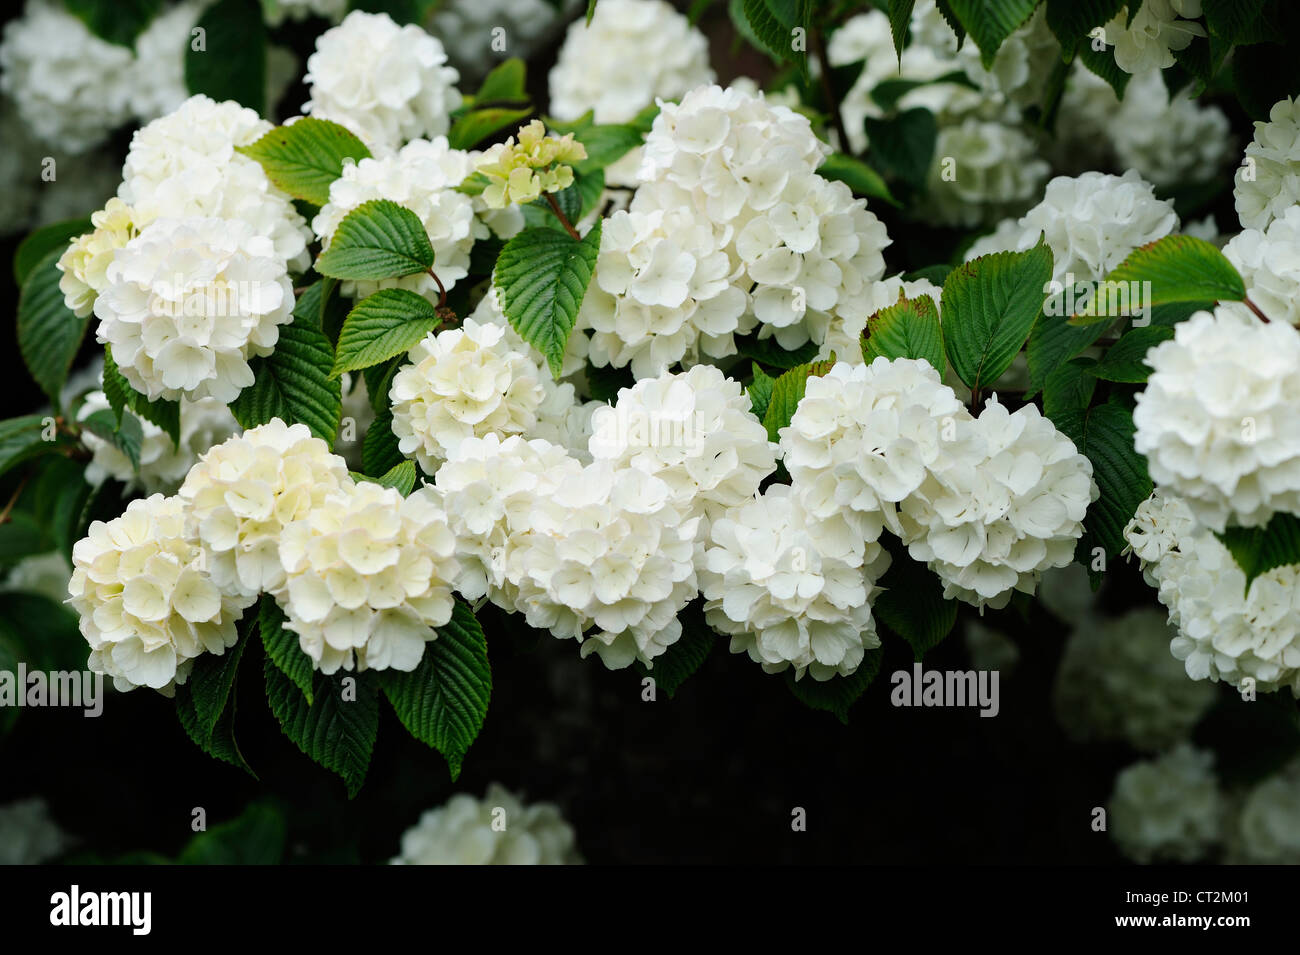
[93,215,295,403]
[56,198,139,319]
[548,0,714,124]
[1235,96,1300,231]
[1108,744,1223,864]
[178,420,353,599]
[303,10,461,152]
[920,119,1049,228]
[68,493,253,692]
[128,0,211,123]
[392,783,581,865]
[588,364,777,527]
[476,120,587,208]
[1133,305,1300,531]
[275,480,460,674]
[1102,0,1205,75]
[1225,757,1300,864]
[1222,204,1300,327]
[1109,69,1233,189]
[701,484,890,681]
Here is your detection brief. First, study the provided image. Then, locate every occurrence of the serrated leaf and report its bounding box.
[1045,0,1124,50]
[735,334,819,370]
[784,648,883,724]
[741,0,809,69]
[635,604,715,697]
[379,600,491,780]
[236,118,371,206]
[79,409,143,472]
[817,153,899,206]
[230,313,342,442]
[1085,325,1174,382]
[862,293,945,372]
[862,108,938,189]
[363,405,406,476]
[370,460,417,495]
[1042,356,1098,423]
[258,595,313,704]
[884,0,916,58]
[175,630,255,777]
[570,124,644,176]
[1026,305,1109,393]
[13,218,91,286]
[762,359,835,442]
[18,249,89,411]
[874,544,957,660]
[946,0,1042,68]
[331,289,443,376]
[748,363,776,420]
[448,107,534,151]
[494,223,601,378]
[941,241,1053,394]
[185,0,266,113]
[1218,513,1300,595]
[64,0,162,47]
[1078,34,1130,98]
[315,199,434,281]
[176,682,256,776]
[1202,0,1268,44]
[1071,402,1151,558]
[102,349,181,447]
[0,415,56,481]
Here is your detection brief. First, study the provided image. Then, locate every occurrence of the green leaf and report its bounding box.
[869,71,977,112]
[331,289,442,377]
[315,199,435,281]
[379,600,491,780]
[735,334,819,370]
[63,0,163,47]
[874,544,957,660]
[176,683,256,776]
[0,415,56,482]
[79,409,144,472]
[236,119,371,207]
[230,312,342,442]
[474,57,528,103]
[175,631,255,777]
[1026,306,1109,393]
[13,218,91,286]
[784,648,883,724]
[635,605,715,698]
[185,0,266,114]
[1218,513,1300,595]
[1068,402,1151,558]
[884,0,916,58]
[363,405,406,476]
[570,124,644,176]
[494,223,602,378]
[1085,325,1174,383]
[762,358,836,442]
[1042,356,1097,423]
[18,249,89,411]
[946,0,1043,68]
[1078,33,1130,98]
[862,108,938,190]
[177,803,285,865]
[740,0,809,70]
[1045,0,1124,50]
[816,153,899,207]
[941,241,1053,394]
[861,293,945,372]
[370,460,417,495]
[265,659,380,798]
[1202,0,1269,44]
[102,349,181,447]
[1071,236,1246,325]
[587,0,598,23]
[258,595,313,704]
[748,363,777,420]
[448,107,534,151]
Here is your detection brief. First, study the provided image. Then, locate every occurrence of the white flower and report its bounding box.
[1235,96,1300,231]
[1102,0,1206,75]
[78,389,240,494]
[303,10,461,153]
[548,0,714,124]
[118,95,312,269]
[0,0,135,153]
[1121,488,1198,580]
[1223,204,1300,327]
[0,798,71,865]
[128,1,210,122]
[921,118,1049,228]
[1133,305,1300,531]
[1108,744,1223,864]
[1053,608,1216,752]
[275,481,459,674]
[1110,69,1233,189]
[1226,757,1300,864]
[898,398,1097,611]
[178,420,352,598]
[392,784,581,864]
[817,274,942,363]
[965,170,1178,285]
[431,0,565,80]
[588,364,777,528]
[701,484,890,682]
[312,138,490,303]
[93,215,295,403]
[56,198,138,319]
[2,551,73,606]
[68,493,253,692]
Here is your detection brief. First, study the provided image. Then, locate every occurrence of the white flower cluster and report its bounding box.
[548,0,714,124]
[1108,744,1223,864]
[128,0,212,123]
[68,494,254,692]
[1235,96,1300,231]
[1124,491,1300,694]
[1109,70,1233,189]
[430,0,564,80]
[303,11,462,153]
[1225,757,1300,864]
[1223,205,1300,327]
[1101,1,1205,75]
[921,119,1049,229]
[1052,608,1216,752]
[392,784,581,865]
[1133,305,1300,531]
[0,798,71,865]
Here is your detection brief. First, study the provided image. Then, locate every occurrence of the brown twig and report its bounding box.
[544,192,581,241]
[0,473,31,526]
[1244,296,1270,323]
[427,267,447,308]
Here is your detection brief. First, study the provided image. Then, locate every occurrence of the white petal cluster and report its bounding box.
[921,119,1049,228]
[1053,608,1216,752]
[392,784,581,865]
[701,485,890,681]
[1110,69,1233,189]
[431,0,564,80]
[1102,0,1206,75]
[303,11,461,153]
[899,398,1096,610]
[1108,744,1223,864]
[275,481,459,674]
[588,364,777,528]
[1235,96,1300,231]
[93,215,295,403]
[1133,305,1300,531]
[1123,491,1300,694]
[119,95,312,269]
[127,0,211,123]
[548,0,714,124]
[178,421,352,598]
[1223,205,1300,327]
[0,798,71,865]
[817,275,942,364]
[1225,758,1300,864]
[965,170,1178,285]
[0,0,135,153]
[56,198,139,319]
[312,138,497,303]
[390,318,580,474]
[78,390,240,494]
[68,494,253,692]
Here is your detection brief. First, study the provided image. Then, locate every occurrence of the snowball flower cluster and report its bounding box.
[0,799,70,866]
[93,216,295,403]
[476,119,587,209]
[392,784,581,865]
[56,198,139,319]
[68,494,254,692]
[179,421,352,599]
[303,11,461,152]
[1052,608,1216,752]
[431,0,563,79]
[701,485,890,681]
[275,481,459,674]
[127,0,211,123]
[1222,205,1300,327]
[588,364,777,528]
[1133,305,1300,531]
[1108,69,1233,189]
[1235,96,1300,231]
[548,0,714,124]
[921,119,1049,228]
[1225,758,1300,864]
[1108,744,1222,864]
[1101,1,1205,75]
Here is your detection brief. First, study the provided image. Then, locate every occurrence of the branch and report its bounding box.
[1244,296,1271,323]
[544,192,581,240]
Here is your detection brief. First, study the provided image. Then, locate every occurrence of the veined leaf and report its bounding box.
[237,118,371,206]
[315,199,434,281]
[861,293,945,373]
[331,289,443,377]
[231,313,342,442]
[1071,236,1245,325]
